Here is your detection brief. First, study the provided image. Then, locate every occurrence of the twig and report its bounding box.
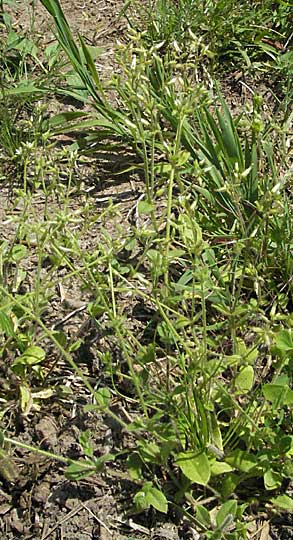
[51,304,88,330]
[81,502,112,534]
[41,504,83,540]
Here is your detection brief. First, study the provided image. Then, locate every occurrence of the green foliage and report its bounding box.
[176,451,211,485]
[134,482,168,513]
[126,0,292,73]
[0,0,292,538]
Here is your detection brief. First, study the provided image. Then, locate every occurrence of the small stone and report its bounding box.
[33,481,51,504]
[35,416,58,449]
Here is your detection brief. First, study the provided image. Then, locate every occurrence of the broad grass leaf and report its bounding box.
[235,366,254,393]
[5,81,46,95]
[176,451,210,485]
[0,311,14,337]
[78,36,103,88]
[210,411,223,453]
[78,44,104,63]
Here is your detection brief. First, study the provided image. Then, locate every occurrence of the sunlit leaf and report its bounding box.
[271,495,293,512]
[235,366,254,393]
[176,451,210,485]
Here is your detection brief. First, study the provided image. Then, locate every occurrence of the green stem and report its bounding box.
[164,114,185,285]
[4,437,95,470]
[0,286,129,431]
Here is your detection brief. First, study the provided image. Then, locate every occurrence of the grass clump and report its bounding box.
[0,0,292,538]
[125,0,292,72]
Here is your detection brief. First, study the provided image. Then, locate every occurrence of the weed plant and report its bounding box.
[124,0,292,74]
[0,0,292,538]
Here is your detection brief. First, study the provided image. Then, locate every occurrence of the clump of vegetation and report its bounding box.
[0,0,292,538]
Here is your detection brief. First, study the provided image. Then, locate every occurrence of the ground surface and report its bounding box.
[0,1,292,540]
[0,2,148,539]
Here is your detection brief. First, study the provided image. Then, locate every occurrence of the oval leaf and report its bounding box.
[271,495,293,512]
[176,451,210,485]
[235,366,254,393]
[147,486,168,514]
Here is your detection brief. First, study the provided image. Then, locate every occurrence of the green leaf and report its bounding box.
[93,387,111,409]
[284,390,293,405]
[279,436,293,456]
[137,200,154,215]
[263,383,293,408]
[14,346,46,368]
[134,489,150,511]
[216,500,237,529]
[271,495,293,511]
[146,486,168,514]
[196,505,211,528]
[4,81,46,95]
[52,331,67,348]
[44,41,60,67]
[176,451,210,485]
[136,344,155,365]
[211,461,234,476]
[78,44,104,63]
[46,111,89,129]
[134,483,168,514]
[79,430,94,458]
[226,450,257,473]
[0,311,14,337]
[235,366,254,393]
[177,214,203,252]
[0,450,19,482]
[275,330,293,353]
[11,244,27,262]
[138,441,160,463]
[65,460,96,480]
[264,470,283,490]
[147,249,163,269]
[210,412,223,453]
[220,473,240,498]
[127,453,142,480]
